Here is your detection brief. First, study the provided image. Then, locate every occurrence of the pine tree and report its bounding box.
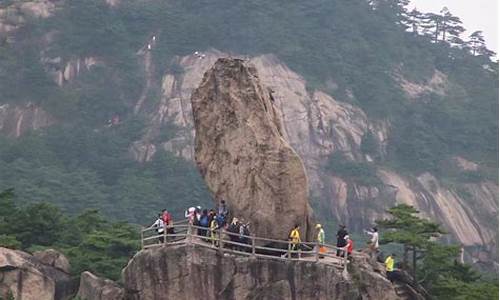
[468,31,495,57]
[439,7,465,44]
[376,204,445,283]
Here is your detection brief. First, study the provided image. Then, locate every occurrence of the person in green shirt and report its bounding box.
[316,224,325,258]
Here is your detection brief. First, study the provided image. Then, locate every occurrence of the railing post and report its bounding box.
[218,229,223,252]
[343,246,348,272]
[315,240,319,262]
[287,241,291,259]
[140,227,144,249]
[163,223,167,245]
[187,222,192,244]
[298,247,302,260]
[251,234,256,257]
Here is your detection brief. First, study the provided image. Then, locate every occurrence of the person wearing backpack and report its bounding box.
[198,209,210,238]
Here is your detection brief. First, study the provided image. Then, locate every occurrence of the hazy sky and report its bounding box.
[410,0,498,53]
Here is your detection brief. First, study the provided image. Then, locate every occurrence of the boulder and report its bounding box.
[0,247,77,300]
[33,249,71,274]
[191,58,314,241]
[123,244,404,300]
[77,271,124,300]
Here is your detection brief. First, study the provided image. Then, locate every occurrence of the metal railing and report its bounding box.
[141,221,349,273]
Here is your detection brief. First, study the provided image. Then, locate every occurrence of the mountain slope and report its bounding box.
[0,0,497,266]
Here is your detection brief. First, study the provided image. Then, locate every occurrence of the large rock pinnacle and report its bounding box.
[191,58,314,241]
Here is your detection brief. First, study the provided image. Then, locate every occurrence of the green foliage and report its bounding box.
[377,204,499,298]
[0,191,139,281]
[326,152,382,186]
[377,204,445,248]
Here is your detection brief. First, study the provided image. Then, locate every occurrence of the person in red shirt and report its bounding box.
[161,209,174,239]
[345,235,354,260]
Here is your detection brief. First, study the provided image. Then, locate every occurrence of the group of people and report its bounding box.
[151,200,253,248]
[151,205,399,283]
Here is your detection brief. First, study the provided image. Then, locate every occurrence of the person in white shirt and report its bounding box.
[364,227,379,258]
[151,214,165,243]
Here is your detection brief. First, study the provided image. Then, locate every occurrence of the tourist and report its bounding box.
[346,235,354,260]
[185,207,196,224]
[336,224,348,257]
[289,224,301,252]
[315,224,325,258]
[209,215,219,246]
[151,214,164,243]
[162,209,174,240]
[227,218,240,249]
[199,209,210,237]
[364,227,379,258]
[217,199,229,225]
[385,253,396,283]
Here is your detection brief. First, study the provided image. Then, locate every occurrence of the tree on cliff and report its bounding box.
[467,31,495,57]
[377,204,498,299]
[376,204,444,283]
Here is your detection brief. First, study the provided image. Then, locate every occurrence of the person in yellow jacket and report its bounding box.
[289,224,301,251]
[385,253,396,283]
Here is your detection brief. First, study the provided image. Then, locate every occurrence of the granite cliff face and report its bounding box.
[123,244,403,300]
[191,58,314,241]
[0,247,77,300]
[130,50,497,264]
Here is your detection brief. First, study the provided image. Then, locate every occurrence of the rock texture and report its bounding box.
[33,249,71,274]
[0,103,55,137]
[77,271,124,300]
[191,58,314,241]
[123,244,403,300]
[133,49,497,263]
[0,247,77,300]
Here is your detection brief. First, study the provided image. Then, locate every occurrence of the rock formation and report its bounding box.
[77,271,124,300]
[0,247,77,300]
[0,103,55,137]
[123,244,405,300]
[132,50,498,263]
[33,249,71,274]
[191,58,314,241]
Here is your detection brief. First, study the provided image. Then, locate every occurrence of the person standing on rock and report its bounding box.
[151,214,164,244]
[289,224,301,252]
[198,209,210,238]
[162,209,174,241]
[346,235,354,260]
[364,227,379,258]
[336,224,348,257]
[209,216,219,246]
[217,199,229,225]
[315,224,325,258]
[385,253,396,283]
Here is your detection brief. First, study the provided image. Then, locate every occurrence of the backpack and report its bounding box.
[216,214,225,226]
[200,215,209,227]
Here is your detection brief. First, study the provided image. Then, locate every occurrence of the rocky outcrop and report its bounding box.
[135,50,497,263]
[77,271,124,300]
[0,103,55,137]
[191,58,314,241]
[0,247,77,300]
[123,244,403,300]
[0,0,59,36]
[33,249,71,274]
[395,69,448,99]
